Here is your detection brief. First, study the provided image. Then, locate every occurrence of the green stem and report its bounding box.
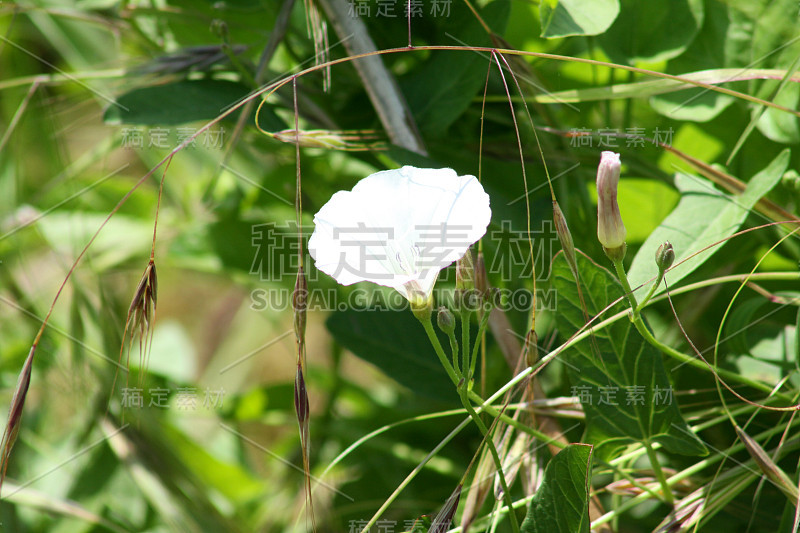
[461,307,471,381]
[610,260,784,399]
[613,259,640,312]
[419,318,460,386]
[612,258,675,508]
[470,306,492,382]
[468,391,562,443]
[643,441,674,506]
[635,271,664,313]
[459,385,520,533]
[447,329,461,378]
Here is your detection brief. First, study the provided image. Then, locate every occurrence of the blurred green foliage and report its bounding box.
[1,0,799,531]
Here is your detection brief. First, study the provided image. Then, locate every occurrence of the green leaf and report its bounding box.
[551,253,707,460]
[627,149,790,293]
[520,444,593,533]
[598,0,704,64]
[757,81,800,144]
[401,0,509,137]
[104,79,252,126]
[539,0,619,38]
[326,309,456,402]
[648,0,732,122]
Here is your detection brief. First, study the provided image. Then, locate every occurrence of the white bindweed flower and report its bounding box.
[309,166,491,307]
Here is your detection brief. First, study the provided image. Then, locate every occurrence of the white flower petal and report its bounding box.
[308,166,491,301]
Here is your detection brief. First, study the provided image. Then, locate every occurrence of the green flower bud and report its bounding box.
[782,169,800,194]
[553,200,578,277]
[437,306,455,334]
[596,151,627,260]
[655,241,675,273]
[408,282,433,322]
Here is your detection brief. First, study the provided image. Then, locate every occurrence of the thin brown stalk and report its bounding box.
[291,78,316,531]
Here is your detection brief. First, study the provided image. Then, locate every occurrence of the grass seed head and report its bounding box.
[0,345,35,497]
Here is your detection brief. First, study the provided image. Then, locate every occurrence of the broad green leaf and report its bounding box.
[551,253,707,460]
[520,444,592,533]
[326,309,456,402]
[627,149,790,293]
[104,79,252,126]
[598,0,704,64]
[726,0,800,69]
[757,81,800,144]
[401,0,509,137]
[728,297,798,383]
[649,0,732,122]
[650,90,734,122]
[539,0,619,38]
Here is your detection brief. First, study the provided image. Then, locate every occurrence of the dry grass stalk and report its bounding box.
[293,265,316,529]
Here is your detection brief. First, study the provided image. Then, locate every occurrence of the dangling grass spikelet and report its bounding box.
[294,361,316,530]
[0,345,35,498]
[429,483,462,533]
[110,259,158,410]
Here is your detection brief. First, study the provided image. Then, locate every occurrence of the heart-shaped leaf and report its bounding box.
[551,253,708,460]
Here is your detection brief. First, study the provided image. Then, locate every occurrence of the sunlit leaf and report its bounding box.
[627,149,789,293]
[539,0,619,38]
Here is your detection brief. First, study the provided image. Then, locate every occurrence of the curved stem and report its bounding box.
[461,308,471,381]
[447,329,461,378]
[459,385,520,533]
[470,306,492,381]
[612,258,675,508]
[420,318,460,386]
[635,271,664,313]
[643,441,674,506]
[613,259,639,312]
[609,261,790,399]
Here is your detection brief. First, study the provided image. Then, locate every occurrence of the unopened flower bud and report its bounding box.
[596,151,626,258]
[437,306,455,334]
[407,281,433,322]
[553,201,578,276]
[210,19,229,40]
[782,169,800,191]
[655,241,675,273]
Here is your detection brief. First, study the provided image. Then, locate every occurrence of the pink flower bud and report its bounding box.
[596,151,626,252]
